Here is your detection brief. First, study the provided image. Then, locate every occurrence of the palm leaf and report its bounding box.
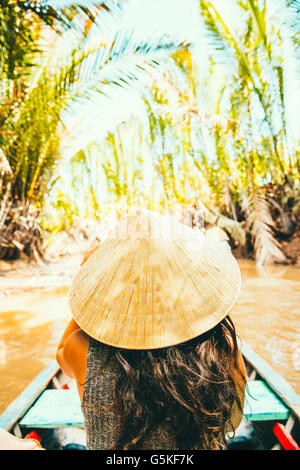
[249,191,286,266]
[60,33,186,151]
[13,0,123,32]
[1,0,185,198]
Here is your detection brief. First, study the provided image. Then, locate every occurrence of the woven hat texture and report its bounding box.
[69,210,241,349]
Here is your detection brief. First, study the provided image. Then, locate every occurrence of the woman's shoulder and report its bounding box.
[63,328,90,372]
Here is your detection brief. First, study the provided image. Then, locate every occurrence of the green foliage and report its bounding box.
[1,0,299,266]
[0,1,185,258]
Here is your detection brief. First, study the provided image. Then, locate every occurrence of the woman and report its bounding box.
[57,210,247,450]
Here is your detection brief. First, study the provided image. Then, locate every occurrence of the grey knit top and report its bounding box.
[81,338,180,450]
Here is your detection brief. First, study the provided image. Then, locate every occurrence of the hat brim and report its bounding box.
[69,212,241,350]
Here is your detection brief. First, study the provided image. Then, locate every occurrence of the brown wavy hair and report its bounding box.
[110,315,246,450]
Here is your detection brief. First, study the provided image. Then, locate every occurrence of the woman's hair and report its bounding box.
[109,315,246,450]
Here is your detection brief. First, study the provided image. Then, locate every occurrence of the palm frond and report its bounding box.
[198,0,232,60]
[60,33,186,151]
[13,0,123,32]
[1,47,86,200]
[247,0,271,59]
[250,191,286,266]
[78,33,186,93]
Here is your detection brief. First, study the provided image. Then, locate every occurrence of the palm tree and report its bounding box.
[111,1,297,263]
[0,0,185,259]
[141,47,247,244]
[195,0,300,263]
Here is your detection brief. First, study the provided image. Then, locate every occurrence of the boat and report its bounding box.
[0,341,299,450]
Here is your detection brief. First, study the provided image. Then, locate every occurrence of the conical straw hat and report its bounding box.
[69,210,241,350]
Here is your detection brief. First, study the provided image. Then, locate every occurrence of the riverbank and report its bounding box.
[1,226,300,297]
[0,256,79,298]
[0,232,91,297]
[232,227,300,267]
[281,231,300,266]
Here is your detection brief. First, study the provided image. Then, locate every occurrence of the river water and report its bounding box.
[0,260,299,414]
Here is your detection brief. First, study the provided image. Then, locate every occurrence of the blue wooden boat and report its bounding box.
[0,341,299,450]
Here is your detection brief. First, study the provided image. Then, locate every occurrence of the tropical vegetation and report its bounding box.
[0,0,184,259]
[1,0,300,265]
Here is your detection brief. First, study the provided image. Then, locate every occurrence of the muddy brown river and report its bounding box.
[0,259,299,414]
